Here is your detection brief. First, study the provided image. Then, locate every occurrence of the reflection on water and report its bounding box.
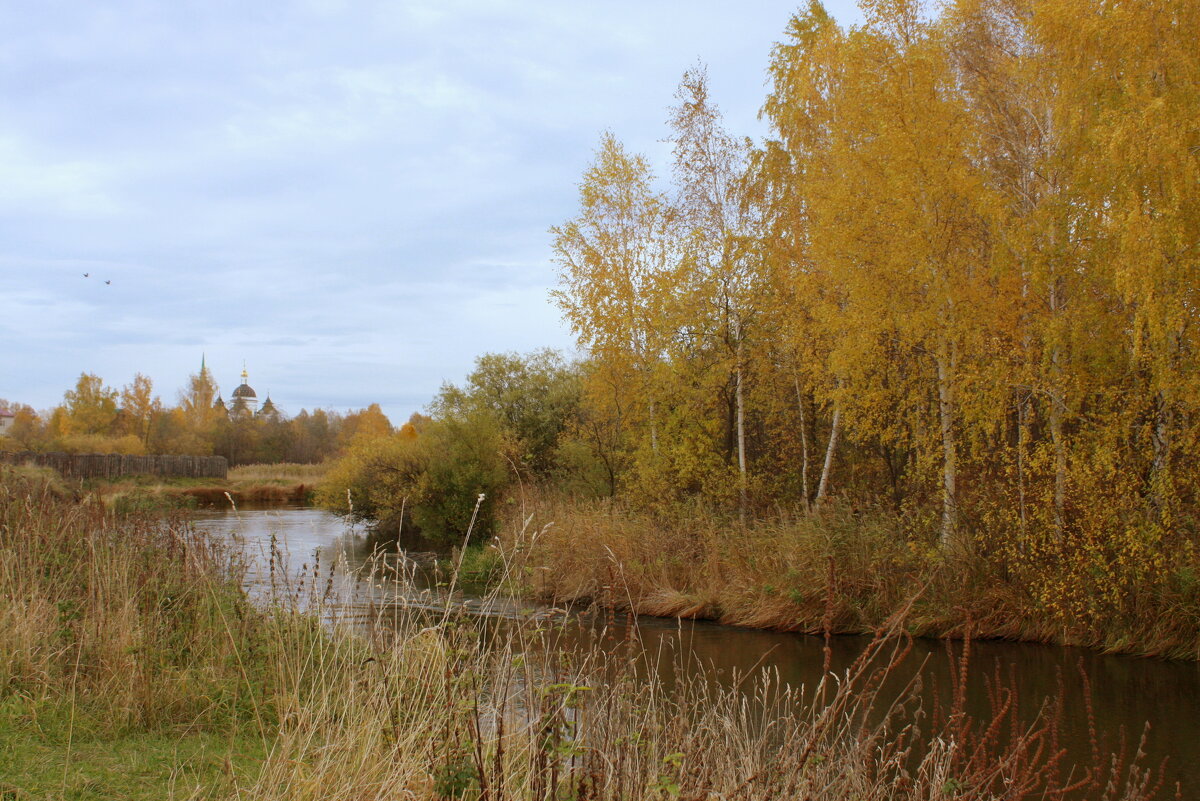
[194,504,388,606]
[190,505,537,618]
[192,506,1200,796]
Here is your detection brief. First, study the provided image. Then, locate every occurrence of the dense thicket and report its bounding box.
[319,350,582,542]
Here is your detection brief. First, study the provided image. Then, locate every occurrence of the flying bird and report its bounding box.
[104,280,111,285]
[83,273,89,278]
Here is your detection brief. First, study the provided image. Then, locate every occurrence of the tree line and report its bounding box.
[562,2,1187,523]
[548,0,1199,616]
[1,366,393,467]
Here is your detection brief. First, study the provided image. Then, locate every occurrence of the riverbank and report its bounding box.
[497,491,1200,661]
[85,461,326,513]
[0,467,1170,799]
[0,465,275,798]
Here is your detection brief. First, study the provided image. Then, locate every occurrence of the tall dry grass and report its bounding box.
[0,468,1171,799]
[92,462,324,512]
[499,491,947,628]
[0,465,272,738]
[495,489,1195,658]
[242,526,1170,801]
[228,462,329,483]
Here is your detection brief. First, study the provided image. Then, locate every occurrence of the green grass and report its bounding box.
[453,543,506,588]
[0,730,265,800]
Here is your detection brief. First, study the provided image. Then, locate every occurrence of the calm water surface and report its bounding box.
[192,506,1200,796]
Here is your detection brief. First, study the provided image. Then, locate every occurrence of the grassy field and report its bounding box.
[0,464,276,799]
[0,465,1169,799]
[0,731,265,800]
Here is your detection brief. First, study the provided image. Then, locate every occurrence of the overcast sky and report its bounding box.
[1,0,861,423]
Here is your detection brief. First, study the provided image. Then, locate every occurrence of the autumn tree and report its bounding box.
[62,373,119,436]
[432,350,581,477]
[669,63,763,517]
[337,403,393,450]
[759,1,849,508]
[119,373,162,449]
[0,401,45,452]
[1039,0,1200,524]
[551,132,682,468]
[170,360,222,455]
[766,0,1007,546]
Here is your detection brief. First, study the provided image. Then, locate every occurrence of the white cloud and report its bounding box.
[0,135,125,216]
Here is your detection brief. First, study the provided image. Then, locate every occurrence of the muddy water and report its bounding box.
[192,506,1200,796]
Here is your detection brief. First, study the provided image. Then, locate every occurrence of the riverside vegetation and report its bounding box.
[320,0,1200,661]
[92,463,327,514]
[0,467,1176,799]
[319,346,1200,659]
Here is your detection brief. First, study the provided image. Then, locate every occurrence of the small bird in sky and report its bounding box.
[83,272,89,277]
[104,280,111,285]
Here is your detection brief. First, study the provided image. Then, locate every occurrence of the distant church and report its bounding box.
[212,363,281,420]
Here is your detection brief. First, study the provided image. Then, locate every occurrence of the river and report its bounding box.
[192,505,1200,797]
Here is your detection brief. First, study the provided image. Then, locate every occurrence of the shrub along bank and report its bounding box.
[317,350,577,545]
[491,489,1200,661]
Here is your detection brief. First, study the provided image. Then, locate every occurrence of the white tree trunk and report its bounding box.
[936,342,958,549]
[735,349,747,524]
[1048,280,1066,540]
[1048,385,1066,540]
[816,404,841,507]
[649,399,658,454]
[1151,390,1172,518]
[794,373,811,513]
[1016,394,1029,543]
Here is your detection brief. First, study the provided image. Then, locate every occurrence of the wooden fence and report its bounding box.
[1,452,228,480]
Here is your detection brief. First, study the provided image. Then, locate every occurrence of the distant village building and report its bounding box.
[0,407,14,436]
[230,366,259,416]
[210,363,283,421]
[258,395,280,420]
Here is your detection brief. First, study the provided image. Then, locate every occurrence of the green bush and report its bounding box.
[317,433,424,522]
[409,412,509,542]
[318,411,510,545]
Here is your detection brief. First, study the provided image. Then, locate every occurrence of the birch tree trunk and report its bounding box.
[1048,280,1066,541]
[936,340,958,549]
[1151,390,1172,519]
[793,372,811,513]
[1016,393,1030,543]
[816,403,841,507]
[649,399,659,454]
[735,341,747,524]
